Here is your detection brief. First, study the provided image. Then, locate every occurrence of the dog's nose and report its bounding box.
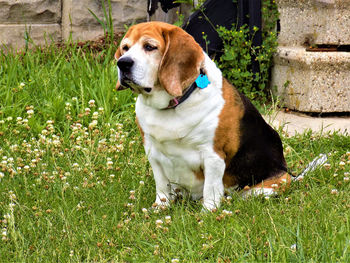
[117,57,134,73]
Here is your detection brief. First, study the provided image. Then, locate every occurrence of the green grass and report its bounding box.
[1,43,350,262]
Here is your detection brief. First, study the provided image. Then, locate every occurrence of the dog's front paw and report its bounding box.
[202,200,219,213]
[153,194,171,208]
[201,206,218,213]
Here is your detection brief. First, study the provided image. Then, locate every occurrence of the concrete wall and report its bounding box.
[272,0,350,113]
[0,0,148,50]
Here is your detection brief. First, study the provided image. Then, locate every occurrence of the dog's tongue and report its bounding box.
[167,98,179,109]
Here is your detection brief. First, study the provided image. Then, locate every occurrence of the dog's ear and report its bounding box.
[159,27,204,97]
[114,47,123,91]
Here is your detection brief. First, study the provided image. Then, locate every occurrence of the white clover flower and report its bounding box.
[165,216,172,224]
[92,112,99,120]
[0,172,4,179]
[222,210,233,216]
[155,219,163,227]
[106,160,113,169]
[202,244,210,250]
[9,191,16,200]
[323,163,331,170]
[2,228,7,238]
[89,120,98,129]
[3,214,10,220]
[76,136,82,143]
[290,244,297,251]
[53,139,61,147]
[88,100,95,107]
[65,103,71,110]
[139,180,145,185]
[331,189,338,195]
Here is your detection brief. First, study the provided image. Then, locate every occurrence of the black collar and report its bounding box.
[167,70,207,109]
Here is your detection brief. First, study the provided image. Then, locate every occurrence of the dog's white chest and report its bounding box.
[136,89,224,197]
[149,138,204,195]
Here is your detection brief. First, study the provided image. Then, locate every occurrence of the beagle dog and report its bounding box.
[115,22,291,211]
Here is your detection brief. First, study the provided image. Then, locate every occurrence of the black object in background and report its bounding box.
[147,0,263,75]
[147,0,181,16]
[183,0,262,75]
[182,0,238,57]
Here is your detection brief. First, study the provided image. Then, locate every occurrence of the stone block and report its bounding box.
[276,0,350,46]
[272,47,350,112]
[64,0,147,41]
[0,24,61,50]
[0,0,61,24]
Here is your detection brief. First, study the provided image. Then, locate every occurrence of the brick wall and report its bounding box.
[0,0,148,50]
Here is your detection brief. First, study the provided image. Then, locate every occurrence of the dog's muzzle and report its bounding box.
[117,57,152,94]
[117,57,134,74]
[117,57,134,88]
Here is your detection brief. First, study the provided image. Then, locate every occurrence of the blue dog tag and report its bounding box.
[195,74,210,89]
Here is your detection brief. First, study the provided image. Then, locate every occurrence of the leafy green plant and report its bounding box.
[88,0,114,43]
[216,0,279,101]
[173,0,279,101]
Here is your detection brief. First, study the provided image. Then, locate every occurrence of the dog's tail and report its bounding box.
[292,153,328,182]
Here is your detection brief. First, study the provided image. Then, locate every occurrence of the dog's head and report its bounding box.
[115,22,204,109]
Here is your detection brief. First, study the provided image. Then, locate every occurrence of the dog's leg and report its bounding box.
[149,159,172,207]
[242,172,292,198]
[202,154,226,211]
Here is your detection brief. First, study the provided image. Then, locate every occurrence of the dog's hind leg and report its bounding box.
[241,172,292,198]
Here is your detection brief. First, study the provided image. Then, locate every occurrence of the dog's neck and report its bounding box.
[166,70,210,109]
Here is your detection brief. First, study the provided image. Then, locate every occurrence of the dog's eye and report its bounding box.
[144,44,157,52]
[122,45,129,52]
